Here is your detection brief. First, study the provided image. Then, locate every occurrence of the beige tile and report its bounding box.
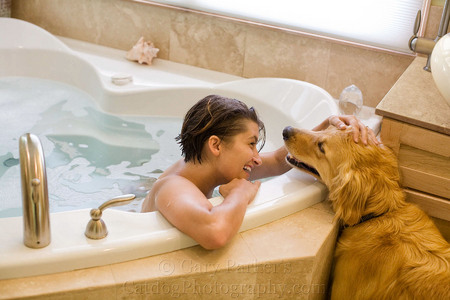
[377,56,450,131]
[117,268,258,300]
[111,207,337,299]
[86,0,171,58]
[169,11,246,75]
[309,224,339,300]
[311,199,335,215]
[0,265,115,299]
[110,234,255,283]
[203,268,257,300]
[11,0,45,26]
[241,208,335,262]
[44,286,116,300]
[251,258,316,300]
[12,0,171,59]
[114,235,258,299]
[326,44,413,107]
[243,27,331,88]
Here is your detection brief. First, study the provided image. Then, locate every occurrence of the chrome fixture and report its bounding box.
[85,194,136,239]
[19,133,51,248]
[409,0,450,71]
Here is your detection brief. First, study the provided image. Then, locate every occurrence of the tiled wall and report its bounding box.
[12,0,441,108]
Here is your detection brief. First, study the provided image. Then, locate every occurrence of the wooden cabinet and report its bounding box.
[379,118,450,221]
[375,57,450,240]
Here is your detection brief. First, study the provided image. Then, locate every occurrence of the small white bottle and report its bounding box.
[339,84,363,116]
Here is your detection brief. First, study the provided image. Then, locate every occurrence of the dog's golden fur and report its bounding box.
[283,126,450,299]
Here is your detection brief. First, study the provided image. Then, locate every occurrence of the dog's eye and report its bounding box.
[318,142,325,154]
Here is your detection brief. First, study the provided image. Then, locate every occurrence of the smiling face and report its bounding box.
[218,120,262,180]
[177,95,265,164]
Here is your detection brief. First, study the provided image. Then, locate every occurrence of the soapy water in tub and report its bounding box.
[0,77,184,217]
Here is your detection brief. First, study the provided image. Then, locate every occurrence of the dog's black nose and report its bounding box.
[283,126,294,140]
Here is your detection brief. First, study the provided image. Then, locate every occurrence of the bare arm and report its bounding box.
[155,176,260,250]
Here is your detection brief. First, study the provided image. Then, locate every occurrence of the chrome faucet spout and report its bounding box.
[19,133,51,248]
[409,0,450,71]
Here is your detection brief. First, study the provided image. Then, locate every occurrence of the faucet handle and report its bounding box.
[413,10,421,36]
[409,10,422,52]
[98,194,136,211]
[85,194,136,239]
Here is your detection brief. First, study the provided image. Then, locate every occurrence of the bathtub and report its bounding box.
[0,18,338,280]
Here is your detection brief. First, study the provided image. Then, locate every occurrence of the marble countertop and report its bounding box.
[376,56,450,135]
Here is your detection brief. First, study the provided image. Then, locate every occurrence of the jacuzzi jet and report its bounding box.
[111,74,133,86]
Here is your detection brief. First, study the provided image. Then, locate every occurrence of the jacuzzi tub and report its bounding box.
[0,18,338,280]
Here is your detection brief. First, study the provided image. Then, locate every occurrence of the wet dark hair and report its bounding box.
[176,95,266,163]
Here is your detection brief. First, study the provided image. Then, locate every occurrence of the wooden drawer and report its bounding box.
[380,118,450,220]
[380,118,450,157]
[405,189,450,222]
[398,145,450,200]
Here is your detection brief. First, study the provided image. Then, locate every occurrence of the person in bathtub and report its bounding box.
[141,94,377,249]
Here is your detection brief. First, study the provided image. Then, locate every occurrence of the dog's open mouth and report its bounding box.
[286,155,320,178]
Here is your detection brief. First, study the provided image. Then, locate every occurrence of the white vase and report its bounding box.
[431,33,450,107]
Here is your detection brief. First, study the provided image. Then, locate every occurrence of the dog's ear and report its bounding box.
[330,144,405,226]
[329,165,371,226]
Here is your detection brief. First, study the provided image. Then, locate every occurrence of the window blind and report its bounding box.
[147,0,424,53]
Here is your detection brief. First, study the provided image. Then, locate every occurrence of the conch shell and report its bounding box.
[126,37,159,65]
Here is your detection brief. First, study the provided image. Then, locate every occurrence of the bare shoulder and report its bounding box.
[141,174,209,213]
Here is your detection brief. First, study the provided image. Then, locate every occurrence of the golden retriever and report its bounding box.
[283,125,450,300]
